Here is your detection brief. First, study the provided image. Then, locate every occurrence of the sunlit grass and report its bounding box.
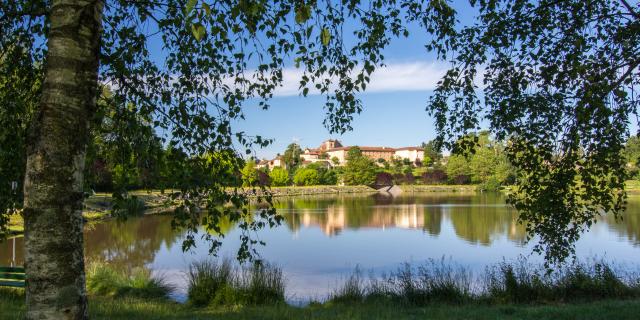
[187,259,285,307]
[86,262,174,300]
[329,258,640,306]
[3,291,640,320]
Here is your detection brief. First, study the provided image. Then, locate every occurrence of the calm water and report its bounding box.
[2,192,640,301]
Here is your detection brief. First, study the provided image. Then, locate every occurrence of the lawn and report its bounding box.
[2,291,640,320]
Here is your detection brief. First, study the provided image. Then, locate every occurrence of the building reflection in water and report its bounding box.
[3,193,640,267]
[281,193,523,244]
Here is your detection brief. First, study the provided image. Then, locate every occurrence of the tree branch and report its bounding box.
[620,0,640,20]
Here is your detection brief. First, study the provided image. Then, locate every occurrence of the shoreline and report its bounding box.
[10,181,639,235]
[5,185,481,236]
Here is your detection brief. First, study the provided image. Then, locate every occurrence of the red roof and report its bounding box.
[395,147,422,151]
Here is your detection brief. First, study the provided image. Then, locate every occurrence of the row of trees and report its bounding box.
[83,128,640,192]
[241,135,517,190]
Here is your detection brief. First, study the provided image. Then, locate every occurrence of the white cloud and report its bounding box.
[271,61,449,97]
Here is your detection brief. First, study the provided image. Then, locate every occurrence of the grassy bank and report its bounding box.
[2,289,640,320]
[3,258,640,319]
[247,185,378,197]
[6,190,175,234]
[399,184,478,193]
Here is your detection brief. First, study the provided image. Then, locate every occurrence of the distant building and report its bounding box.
[256,155,285,170]
[301,139,424,166]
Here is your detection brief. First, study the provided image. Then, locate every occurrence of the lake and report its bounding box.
[2,192,640,302]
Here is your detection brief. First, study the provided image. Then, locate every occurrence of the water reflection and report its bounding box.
[2,192,640,298]
[278,193,525,245]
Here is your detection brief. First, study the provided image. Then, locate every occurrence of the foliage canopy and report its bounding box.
[0,0,638,267]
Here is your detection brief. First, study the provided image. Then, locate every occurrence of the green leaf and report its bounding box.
[185,0,198,16]
[295,4,311,24]
[202,2,211,16]
[321,28,331,46]
[191,23,206,41]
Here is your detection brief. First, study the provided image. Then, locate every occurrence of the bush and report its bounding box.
[187,259,286,307]
[404,172,415,184]
[375,172,394,186]
[319,168,338,185]
[241,161,259,187]
[112,195,145,218]
[240,263,286,305]
[392,173,415,185]
[452,174,471,185]
[330,268,367,304]
[256,170,271,186]
[484,258,640,304]
[330,258,640,307]
[293,168,320,186]
[187,259,234,307]
[86,262,173,300]
[342,152,377,185]
[479,175,502,191]
[422,170,447,184]
[269,167,290,186]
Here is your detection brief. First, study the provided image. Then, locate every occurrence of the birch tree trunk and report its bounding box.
[23,1,103,319]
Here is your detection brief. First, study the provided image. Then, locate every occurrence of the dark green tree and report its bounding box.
[4,1,454,316]
[343,147,378,186]
[293,167,319,186]
[282,143,303,170]
[623,135,640,177]
[429,0,639,265]
[422,139,442,166]
[2,0,637,316]
[269,167,290,187]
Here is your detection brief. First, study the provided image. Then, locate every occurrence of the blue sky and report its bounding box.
[136,2,486,159]
[236,20,452,159]
[238,89,439,159]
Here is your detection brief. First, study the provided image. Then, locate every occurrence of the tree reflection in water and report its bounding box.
[2,193,640,268]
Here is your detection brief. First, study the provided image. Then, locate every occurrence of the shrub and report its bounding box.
[112,195,145,218]
[330,268,367,304]
[187,259,286,307]
[479,175,502,191]
[375,172,394,186]
[241,161,258,187]
[452,174,471,185]
[422,170,447,184]
[392,173,415,185]
[293,168,320,186]
[342,152,377,185]
[239,263,286,305]
[330,258,640,307]
[483,258,640,304]
[86,262,173,300]
[256,170,271,186]
[404,172,415,184]
[319,168,338,185]
[269,167,290,186]
[187,259,234,307]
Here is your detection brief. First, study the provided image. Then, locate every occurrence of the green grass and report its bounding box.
[187,259,285,307]
[3,258,640,319]
[3,291,640,320]
[328,258,640,306]
[86,262,174,300]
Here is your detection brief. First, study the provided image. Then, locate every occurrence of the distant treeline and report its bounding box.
[242,132,516,191]
[84,110,640,193]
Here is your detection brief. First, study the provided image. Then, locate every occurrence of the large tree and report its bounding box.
[282,142,303,170]
[1,0,638,318]
[1,0,452,318]
[429,0,639,265]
